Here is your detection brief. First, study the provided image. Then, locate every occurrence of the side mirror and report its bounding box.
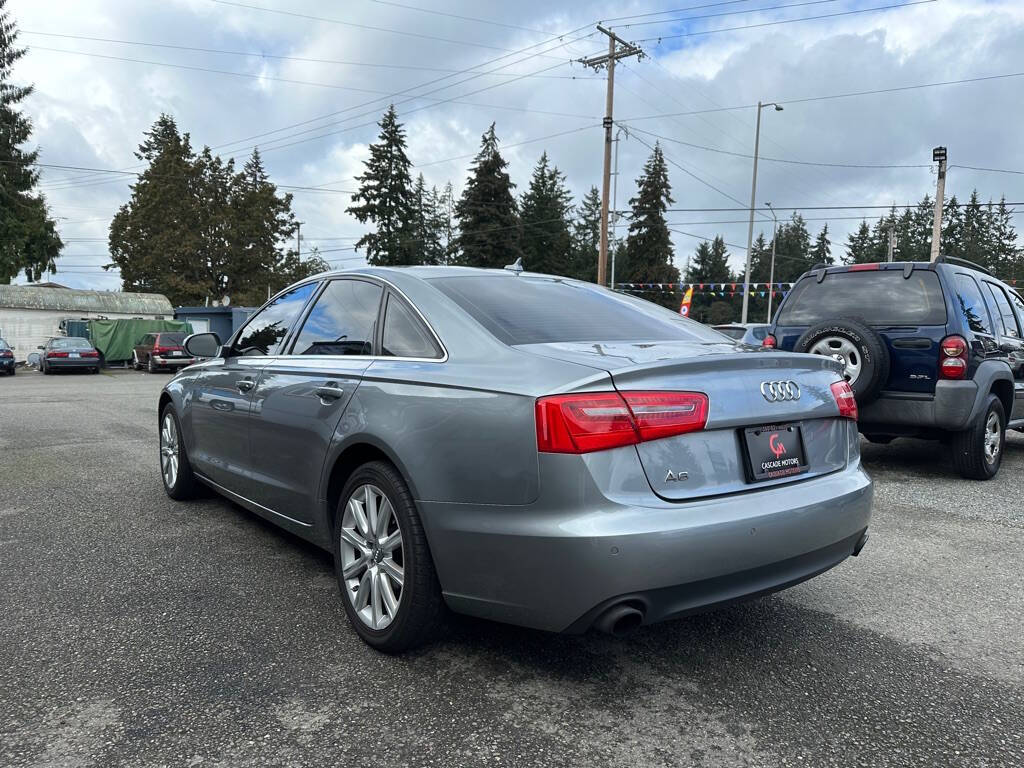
[184,332,222,358]
[37,345,44,350]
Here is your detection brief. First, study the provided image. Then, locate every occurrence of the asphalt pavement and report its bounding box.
[1,369,1021,767]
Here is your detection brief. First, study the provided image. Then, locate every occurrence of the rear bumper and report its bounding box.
[153,355,196,367]
[421,458,873,633]
[44,358,99,370]
[859,381,976,432]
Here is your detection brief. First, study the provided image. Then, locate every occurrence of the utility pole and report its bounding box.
[579,26,643,287]
[887,225,896,262]
[930,146,947,262]
[610,125,628,290]
[741,101,783,323]
[765,202,778,323]
[296,221,304,259]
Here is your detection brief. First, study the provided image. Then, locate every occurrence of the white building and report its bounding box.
[0,284,173,362]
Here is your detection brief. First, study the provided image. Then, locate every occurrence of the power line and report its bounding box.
[365,0,550,34]
[21,30,584,79]
[632,1,937,42]
[622,124,932,169]
[207,0,562,56]
[601,1,759,23]
[623,68,1024,122]
[30,46,597,120]
[612,0,840,29]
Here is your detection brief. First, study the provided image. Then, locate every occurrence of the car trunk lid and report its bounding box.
[517,341,852,501]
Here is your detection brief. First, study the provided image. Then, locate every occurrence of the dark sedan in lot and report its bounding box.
[159,267,872,652]
[39,336,100,374]
[0,338,14,375]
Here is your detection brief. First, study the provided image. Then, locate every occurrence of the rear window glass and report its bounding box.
[778,270,946,326]
[429,275,724,345]
[158,333,186,344]
[714,327,746,340]
[52,337,91,348]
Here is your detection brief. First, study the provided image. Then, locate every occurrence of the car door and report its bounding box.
[187,282,318,492]
[246,278,383,525]
[135,334,151,364]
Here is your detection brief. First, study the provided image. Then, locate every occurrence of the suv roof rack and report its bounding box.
[934,255,995,277]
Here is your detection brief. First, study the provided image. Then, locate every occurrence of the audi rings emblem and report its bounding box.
[760,380,801,402]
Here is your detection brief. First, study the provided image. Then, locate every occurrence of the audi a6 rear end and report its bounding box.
[159,267,872,651]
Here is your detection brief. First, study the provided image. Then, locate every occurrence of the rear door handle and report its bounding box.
[237,379,254,393]
[315,384,345,402]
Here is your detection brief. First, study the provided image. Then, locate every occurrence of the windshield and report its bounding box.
[429,275,724,346]
[51,337,92,349]
[778,270,947,326]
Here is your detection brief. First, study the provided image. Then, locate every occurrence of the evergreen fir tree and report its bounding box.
[771,213,813,281]
[408,174,444,265]
[455,123,521,268]
[569,185,601,282]
[0,0,62,282]
[435,181,456,265]
[346,105,416,266]
[845,221,873,264]
[519,152,573,276]
[684,237,732,322]
[942,195,963,259]
[811,224,832,265]
[623,144,679,305]
[961,190,991,268]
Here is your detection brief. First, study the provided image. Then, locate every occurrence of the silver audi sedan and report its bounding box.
[160,266,872,652]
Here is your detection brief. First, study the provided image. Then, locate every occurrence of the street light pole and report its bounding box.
[741,101,782,324]
[766,202,778,324]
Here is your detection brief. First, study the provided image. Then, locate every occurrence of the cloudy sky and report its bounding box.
[10,0,1024,291]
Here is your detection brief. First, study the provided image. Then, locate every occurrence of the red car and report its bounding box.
[132,332,196,372]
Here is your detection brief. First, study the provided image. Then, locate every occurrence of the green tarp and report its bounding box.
[88,319,193,363]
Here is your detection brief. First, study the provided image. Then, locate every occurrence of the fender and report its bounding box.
[963,360,1015,426]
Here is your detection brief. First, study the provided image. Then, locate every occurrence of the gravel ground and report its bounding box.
[1,369,1022,767]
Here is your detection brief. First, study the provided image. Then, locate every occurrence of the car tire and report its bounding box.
[864,434,895,444]
[333,460,444,653]
[794,317,890,405]
[132,352,141,371]
[147,355,157,374]
[159,404,200,499]
[950,394,1005,480]
[42,363,50,375]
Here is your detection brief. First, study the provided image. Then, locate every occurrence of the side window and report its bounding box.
[292,279,383,356]
[985,283,1020,338]
[1011,292,1024,330]
[953,274,994,335]
[381,294,443,359]
[234,282,317,356]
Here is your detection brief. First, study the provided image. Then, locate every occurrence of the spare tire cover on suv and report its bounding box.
[794,317,890,405]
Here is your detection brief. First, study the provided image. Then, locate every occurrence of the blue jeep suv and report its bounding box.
[765,257,1024,479]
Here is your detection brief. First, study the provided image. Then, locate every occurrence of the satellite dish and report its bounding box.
[221,295,231,307]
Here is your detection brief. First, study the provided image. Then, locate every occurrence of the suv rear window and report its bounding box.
[778,270,946,326]
[429,275,723,345]
[158,333,186,345]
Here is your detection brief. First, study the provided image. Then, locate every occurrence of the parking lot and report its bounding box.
[1,370,1021,767]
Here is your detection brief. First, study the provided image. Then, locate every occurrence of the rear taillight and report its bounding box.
[938,334,968,380]
[46,351,69,358]
[830,380,858,420]
[152,345,171,355]
[536,391,709,454]
[762,334,777,349]
[81,350,99,358]
[0,350,12,358]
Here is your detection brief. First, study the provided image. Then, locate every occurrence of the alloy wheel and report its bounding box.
[160,414,179,489]
[339,484,404,630]
[984,411,1001,464]
[809,336,862,385]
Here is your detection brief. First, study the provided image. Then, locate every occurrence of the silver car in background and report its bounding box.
[159,267,872,652]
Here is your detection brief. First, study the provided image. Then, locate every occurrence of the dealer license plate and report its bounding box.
[743,423,808,482]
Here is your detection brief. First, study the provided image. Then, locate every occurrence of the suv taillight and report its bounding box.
[938,335,968,379]
[830,380,858,420]
[536,391,709,454]
[762,334,777,349]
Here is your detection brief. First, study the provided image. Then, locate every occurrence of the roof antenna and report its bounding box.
[504,257,524,275]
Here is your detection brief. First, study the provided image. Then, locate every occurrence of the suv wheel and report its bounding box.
[334,461,443,653]
[794,317,890,405]
[950,394,1005,480]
